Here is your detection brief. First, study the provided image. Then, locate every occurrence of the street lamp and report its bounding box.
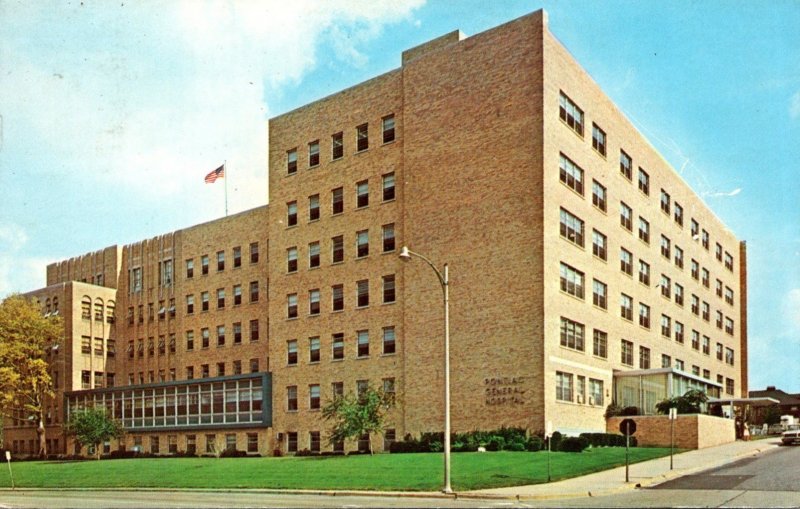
[399,246,452,494]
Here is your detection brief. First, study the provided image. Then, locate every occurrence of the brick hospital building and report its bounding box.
[4,10,747,457]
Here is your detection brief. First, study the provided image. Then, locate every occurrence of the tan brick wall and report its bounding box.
[47,245,121,289]
[607,414,735,449]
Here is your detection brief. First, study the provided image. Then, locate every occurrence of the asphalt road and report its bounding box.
[1,445,798,508]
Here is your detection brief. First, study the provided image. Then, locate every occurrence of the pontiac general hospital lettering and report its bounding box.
[485,377,528,406]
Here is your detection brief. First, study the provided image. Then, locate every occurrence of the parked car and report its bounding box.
[781,424,800,445]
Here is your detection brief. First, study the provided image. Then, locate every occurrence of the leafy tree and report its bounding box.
[65,406,123,459]
[655,388,709,415]
[763,405,782,426]
[0,294,62,457]
[321,385,394,455]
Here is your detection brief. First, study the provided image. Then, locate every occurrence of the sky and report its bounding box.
[0,1,798,392]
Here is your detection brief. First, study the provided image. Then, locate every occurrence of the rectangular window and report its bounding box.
[233,322,242,344]
[216,251,225,271]
[287,149,297,175]
[287,432,298,452]
[357,123,369,151]
[691,259,700,280]
[201,255,209,275]
[589,379,604,406]
[201,364,209,378]
[201,328,209,349]
[559,262,584,299]
[592,279,607,309]
[309,289,320,315]
[309,194,320,221]
[287,386,298,411]
[559,153,584,194]
[382,223,395,252]
[592,123,606,156]
[725,347,735,365]
[620,202,632,231]
[250,319,259,342]
[308,140,320,167]
[725,317,735,336]
[81,335,91,354]
[332,235,344,263]
[638,217,650,244]
[356,180,369,208]
[702,301,710,321]
[332,132,343,160]
[382,114,395,143]
[357,230,369,258]
[233,246,241,268]
[691,294,700,315]
[383,326,396,355]
[309,385,321,409]
[560,208,585,247]
[287,201,297,227]
[332,187,344,214]
[217,325,225,347]
[558,91,584,136]
[620,248,633,276]
[661,354,672,368]
[724,252,734,271]
[382,172,395,201]
[660,274,671,299]
[691,330,700,350]
[726,378,734,396]
[716,310,724,329]
[702,229,709,250]
[639,302,651,329]
[287,340,298,365]
[250,242,259,263]
[357,279,369,307]
[702,268,710,288]
[357,330,369,357]
[661,314,672,338]
[331,284,344,311]
[592,180,607,212]
[620,294,633,321]
[675,283,684,306]
[639,346,651,369]
[309,337,320,363]
[716,279,724,298]
[559,316,585,351]
[309,242,320,268]
[556,371,574,401]
[725,287,734,305]
[674,245,684,269]
[234,284,242,305]
[592,229,607,260]
[639,260,650,286]
[249,281,259,302]
[250,358,259,373]
[247,433,258,453]
[638,168,649,195]
[216,362,225,377]
[660,189,671,215]
[675,321,684,343]
[217,288,225,309]
[716,242,723,262]
[383,274,396,303]
[309,431,321,452]
[593,329,608,358]
[287,293,298,318]
[620,150,632,180]
[186,259,194,279]
[660,235,671,259]
[332,333,344,360]
[716,342,724,361]
[703,336,710,355]
[621,339,634,366]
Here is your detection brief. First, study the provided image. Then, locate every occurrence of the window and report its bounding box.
[559,262,584,299]
[287,386,298,411]
[591,229,607,260]
[382,114,395,143]
[725,347,735,365]
[357,230,369,258]
[201,255,209,275]
[639,303,650,329]
[250,242,259,263]
[309,194,320,221]
[233,322,242,344]
[675,359,685,371]
[559,154,584,194]
[691,259,699,280]
[691,294,700,315]
[558,92,583,135]
[286,201,298,227]
[383,326,396,354]
[660,189,671,214]
[725,378,734,396]
[661,314,672,338]
[560,208,584,247]
[724,252,734,271]
[716,342,724,361]
[639,346,651,369]
[332,235,344,263]
[247,433,258,453]
[621,339,634,366]
[201,328,209,348]
[357,330,369,357]
[382,172,395,201]
[332,284,344,311]
[638,168,649,195]
[309,289,320,315]
[287,294,298,318]
[715,279,723,298]
[250,358,259,373]
[725,317,734,336]
[592,123,606,155]
[309,242,320,268]
[233,285,242,305]
[592,279,607,309]
[660,274,671,299]
[702,301,710,321]
[692,365,700,376]
[148,338,154,356]
[590,180,607,213]
[701,229,709,250]
[674,245,684,269]
[669,202,682,227]
[620,248,633,276]
[715,242,723,262]
[308,140,320,167]
[216,362,225,376]
[555,371,574,401]
[384,429,397,451]
[382,223,396,252]
[692,330,700,350]
[639,260,650,285]
[560,317,585,351]
[250,319,259,342]
[287,432,298,452]
[217,288,225,309]
[332,187,344,214]
[81,336,91,354]
[158,335,166,355]
[309,385,321,409]
[620,202,632,231]
[589,379,604,406]
[593,330,608,358]
[233,246,241,268]
[620,150,632,180]
[716,310,724,329]
[620,294,633,321]
[216,251,225,271]
[357,280,369,307]
[701,268,710,288]
[383,274,396,303]
[287,149,297,174]
[356,122,369,151]
[691,219,699,238]
[287,340,298,365]
[725,287,734,305]
[638,217,650,243]
[660,235,671,259]
[675,321,684,343]
[249,281,259,302]
[217,326,225,346]
[661,354,672,368]
[186,259,194,279]
[675,283,684,306]
[356,180,369,208]
[332,132,343,160]
[309,337,320,362]
[332,333,344,360]
[702,335,710,355]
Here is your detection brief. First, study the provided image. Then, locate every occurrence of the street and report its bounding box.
[1,445,798,508]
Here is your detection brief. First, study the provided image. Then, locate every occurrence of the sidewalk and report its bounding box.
[459,438,782,501]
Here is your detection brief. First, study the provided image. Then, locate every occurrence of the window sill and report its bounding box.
[382,197,396,204]
[309,265,320,271]
[355,148,369,155]
[308,218,320,224]
[307,313,320,318]
[381,352,396,357]
[356,305,369,310]
[356,355,370,360]
[382,301,396,306]
[286,316,298,321]
[331,309,344,314]
[331,358,344,362]
[558,180,585,200]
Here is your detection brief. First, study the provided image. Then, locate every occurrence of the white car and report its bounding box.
[781,424,800,445]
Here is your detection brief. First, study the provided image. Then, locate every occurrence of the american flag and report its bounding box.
[204,164,225,183]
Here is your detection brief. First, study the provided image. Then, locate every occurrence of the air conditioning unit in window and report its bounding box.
[576,394,584,404]
[588,396,595,406]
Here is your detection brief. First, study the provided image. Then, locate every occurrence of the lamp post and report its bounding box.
[399,246,452,494]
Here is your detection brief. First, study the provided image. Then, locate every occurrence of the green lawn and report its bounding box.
[0,448,675,491]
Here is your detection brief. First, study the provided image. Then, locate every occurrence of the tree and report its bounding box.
[0,294,62,457]
[65,406,123,459]
[321,385,394,455]
[655,388,709,415]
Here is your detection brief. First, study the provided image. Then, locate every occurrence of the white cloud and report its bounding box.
[790,91,800,119]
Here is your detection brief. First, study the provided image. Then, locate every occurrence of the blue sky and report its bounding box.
[1,1,798,392]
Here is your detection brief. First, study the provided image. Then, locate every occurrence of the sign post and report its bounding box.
[5,450,13,490]
[545,420,553,483]
[669,407,677,470]
[619,418,637,483]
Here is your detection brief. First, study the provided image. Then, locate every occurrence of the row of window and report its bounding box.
[184,282,261,315]
[557,96,736,273]
[80,370,115,389]
[286,378,395,412]
[286,115,395,175]
[283,429,396,454]
[285,173,395,227]
[286,276,395,318]
[286,326,396,366]
[287,224,395,272]
[129,432,260,455]
[123,357,262,386]
[554,371,605,406]
[80,336,116,357]
[79,297,115,322]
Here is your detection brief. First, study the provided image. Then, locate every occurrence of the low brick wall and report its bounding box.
[606,414,735,449]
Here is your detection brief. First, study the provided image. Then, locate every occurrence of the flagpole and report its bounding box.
[224,160,228,217]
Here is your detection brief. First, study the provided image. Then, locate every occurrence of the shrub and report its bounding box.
[506,441,526,452]
[605,403,623,419]
[272,449,283,457]
[526,436,544,452]
[558,436,589,453]
[580,432,629,447]
[428,441,443,452]
[621,406,640,416]
[295,449,319,457]
[220,449,248,458]
[485,436,505,451]
[548,431,563,451]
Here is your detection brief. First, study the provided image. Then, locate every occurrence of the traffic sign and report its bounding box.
[620,418,637,436]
